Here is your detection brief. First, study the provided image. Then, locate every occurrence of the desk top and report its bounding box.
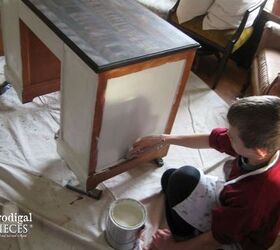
[22,0,199,73]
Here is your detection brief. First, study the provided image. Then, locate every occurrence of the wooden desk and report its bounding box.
[1,0,199,191]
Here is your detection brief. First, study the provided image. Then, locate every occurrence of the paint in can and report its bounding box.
[105,198,146,250]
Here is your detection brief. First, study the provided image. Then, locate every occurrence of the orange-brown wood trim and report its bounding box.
[86,145,168,190]
[164,49,196,134]
[88,73,108,176]
[22,78,60,103]
[103,51,192,79]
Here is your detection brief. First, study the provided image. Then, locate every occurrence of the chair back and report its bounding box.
[230,0,268,48]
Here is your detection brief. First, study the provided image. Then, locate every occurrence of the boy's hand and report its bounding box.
[126,135,166,159]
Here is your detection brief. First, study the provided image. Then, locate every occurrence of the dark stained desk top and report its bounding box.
[22,0,199,73]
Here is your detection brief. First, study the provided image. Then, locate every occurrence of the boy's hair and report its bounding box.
[227,95,280,153]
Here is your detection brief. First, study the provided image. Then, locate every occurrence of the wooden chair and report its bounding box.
[171,0,268,89]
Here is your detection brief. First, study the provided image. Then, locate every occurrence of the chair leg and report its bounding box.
[239,72,251,97]
[192,54,200,72]
[211,53,230,90]
[213,51,221,62]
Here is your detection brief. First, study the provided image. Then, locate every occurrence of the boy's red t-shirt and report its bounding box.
[209,128,280,250]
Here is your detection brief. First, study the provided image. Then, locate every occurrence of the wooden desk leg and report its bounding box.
[65,183,102,200]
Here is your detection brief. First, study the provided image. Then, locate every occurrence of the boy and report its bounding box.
[127,96,280,250]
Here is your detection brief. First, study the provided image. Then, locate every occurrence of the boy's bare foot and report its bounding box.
[143,228,175,250]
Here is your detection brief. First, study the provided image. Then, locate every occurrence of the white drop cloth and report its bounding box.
[0,56,230,249]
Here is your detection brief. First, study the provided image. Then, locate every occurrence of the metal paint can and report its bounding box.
[105,198,147,250]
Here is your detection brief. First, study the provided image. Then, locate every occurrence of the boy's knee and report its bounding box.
[166,166,200,206]
[169,166,200,187]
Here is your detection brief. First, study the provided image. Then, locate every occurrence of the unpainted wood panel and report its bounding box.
[20,21,60,85]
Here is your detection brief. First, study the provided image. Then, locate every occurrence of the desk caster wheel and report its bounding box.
[0,81,11,95]
[153,158,164,167]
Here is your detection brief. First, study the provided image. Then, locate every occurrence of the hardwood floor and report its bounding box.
[193,54,249,104]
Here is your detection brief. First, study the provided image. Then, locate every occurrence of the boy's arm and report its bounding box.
[127,134,210,159]
[163,134,210,148]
